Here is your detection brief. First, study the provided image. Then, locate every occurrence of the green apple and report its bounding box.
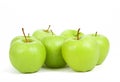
[41,35,66,68]
[62,29,99,72]
[32,25,54,41]
[9,28,46,73]
[90,32,110,65]
[61,28,84,39]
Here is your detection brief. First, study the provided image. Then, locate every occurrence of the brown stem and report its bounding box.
[44,25,51,32]
[22,28,28,42]
[95,32,97,36]
[77,28,80,40]
[47,25,51,31]
[50,30,54,35]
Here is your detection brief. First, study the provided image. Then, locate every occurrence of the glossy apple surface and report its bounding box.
[62,35,99,72]
[9,36,46,73]
[90,33,110,65]
[41,36,66,68]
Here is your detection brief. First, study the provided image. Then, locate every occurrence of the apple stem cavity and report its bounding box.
[77,28,80,40]
[95,32,97,36]
[22,28,29,43]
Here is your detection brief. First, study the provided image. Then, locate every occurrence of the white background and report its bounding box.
[0,0,119,82]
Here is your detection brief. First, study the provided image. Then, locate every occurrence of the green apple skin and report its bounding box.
[62,35,99,72]
[41,36,66,68]
[61,29,84,39]
[90,34,110,65]
[32,29,54,41]
[9,36,46,73]
[10,36,31,46]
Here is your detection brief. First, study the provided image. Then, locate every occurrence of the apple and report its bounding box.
[61,28,84,39]
[90,32,110,65]
[62,28,99,72]
[32,25,55,41]
[41,35,66,68]
[9,28,46,73]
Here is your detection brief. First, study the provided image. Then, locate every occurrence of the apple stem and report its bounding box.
[44,25,51,32]
[95,32,97,36]
[77,28,80,40]
[22,28,28,42]
[47,25,51,31]
[50,30,54,35]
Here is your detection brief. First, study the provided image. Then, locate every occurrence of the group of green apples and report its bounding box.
[9,25,110,73]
